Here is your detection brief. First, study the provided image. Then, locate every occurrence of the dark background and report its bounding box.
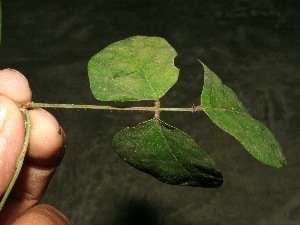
[0,1,299,224]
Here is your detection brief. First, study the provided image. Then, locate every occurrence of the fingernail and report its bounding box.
[0,103,7,131]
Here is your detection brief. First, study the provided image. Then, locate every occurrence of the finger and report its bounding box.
[0,69,32,104]
[0,69,66,223]
[0,69,32,192]
[0,96,25,195]
[0,108,66,224]
[11,204,71,225]
[0,161,57,224]
[27,108,66,167]
[0,68,33,193]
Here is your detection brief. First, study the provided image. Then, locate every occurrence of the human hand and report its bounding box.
[0,69,71,225]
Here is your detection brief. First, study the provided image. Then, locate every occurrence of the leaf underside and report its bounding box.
[113,118,223,188]
[88,36,179,101]
[200,61,287,168]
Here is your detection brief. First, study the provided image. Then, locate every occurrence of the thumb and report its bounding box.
[11,204,71,225]
[0,95,26,196]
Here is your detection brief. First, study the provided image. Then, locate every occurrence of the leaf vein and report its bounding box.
[155,121,193,180]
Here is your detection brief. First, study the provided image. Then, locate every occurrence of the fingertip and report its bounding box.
[0,69,32,104]
[27,108,66,167]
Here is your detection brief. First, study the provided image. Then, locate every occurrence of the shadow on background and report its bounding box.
[111,198,164,225]
[110,197,196,225]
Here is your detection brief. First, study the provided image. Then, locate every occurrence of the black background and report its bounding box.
[0,1,299,224]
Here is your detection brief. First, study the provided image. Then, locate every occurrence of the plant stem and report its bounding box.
[29,102,203,113]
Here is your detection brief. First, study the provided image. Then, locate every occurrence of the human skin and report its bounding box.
[0,69,71,225]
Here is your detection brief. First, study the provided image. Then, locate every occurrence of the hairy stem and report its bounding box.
[29,102,203,113]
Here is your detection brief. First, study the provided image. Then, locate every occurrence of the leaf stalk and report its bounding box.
[29,102,203,113]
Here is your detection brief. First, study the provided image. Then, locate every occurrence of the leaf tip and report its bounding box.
[277,157,288,168]
[197,59,209,71]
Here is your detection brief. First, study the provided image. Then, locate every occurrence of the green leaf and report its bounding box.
[113,118,223,187]
[88,36,179,101]
[199,61,287,168]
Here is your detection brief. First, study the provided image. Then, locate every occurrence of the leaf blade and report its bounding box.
[113,119,223,187]
[88,36,179,101]
[200,61,287,168]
